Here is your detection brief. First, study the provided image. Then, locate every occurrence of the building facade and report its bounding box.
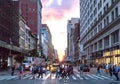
[42,24,53,61]
[80,0,120,65]
[20,0,42,56]
[73,23,80,62]
[41,29,49,59]
[0,0,20,70]
[67,18,80,62]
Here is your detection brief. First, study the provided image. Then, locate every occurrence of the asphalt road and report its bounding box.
[1,77,120,84]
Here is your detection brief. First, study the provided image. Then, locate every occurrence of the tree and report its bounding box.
[29,48,38,57]
[14,55,24,63]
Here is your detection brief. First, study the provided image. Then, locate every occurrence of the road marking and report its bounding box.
[22,75,32,79]
[91,74,104,80]
[76,74,83,80]
[86,74,98,80]
[72,75,77,80]
[84,76,89,80]
[66,76,69,79]
[43,73,51,80]
[51,74,56,79]
[100,75,113,80]
[59,77,62,80]
[6,76,18,80]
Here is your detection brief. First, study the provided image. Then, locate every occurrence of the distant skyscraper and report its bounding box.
[42,24,53,60]
[67,18,79,62]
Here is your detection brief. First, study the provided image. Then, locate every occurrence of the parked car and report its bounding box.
[83,65,90,72]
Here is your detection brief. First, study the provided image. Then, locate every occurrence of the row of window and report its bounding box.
[80,0,117,34]
[83,5,119,42]
[85,30,119,53]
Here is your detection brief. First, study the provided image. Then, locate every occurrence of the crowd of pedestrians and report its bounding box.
[96,63,120,81]
[9,62,120,81]
[105,63,119,80]
[30,64,44,79]
[55,64,73,79]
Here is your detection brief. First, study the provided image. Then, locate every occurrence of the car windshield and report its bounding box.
[23,60,31,63]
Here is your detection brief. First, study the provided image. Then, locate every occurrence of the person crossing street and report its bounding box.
[38,64,43,78]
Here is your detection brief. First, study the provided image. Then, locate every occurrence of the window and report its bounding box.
[94,43,97,50]
[104,19,106,27]
[106,3,109,10]
[90,45,93,52]
[98,40,102,49]
[104,36,109,47]
[115,7,118,18]
[111,11,114,20]
[94,0,97,6]
[94,27,97,35]
[98,22,102,31]
[94,8,97,16]
[112,30,119,44]
[106,16,109,24]
[104,7,106,13]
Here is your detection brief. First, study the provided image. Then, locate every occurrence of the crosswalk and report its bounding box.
[0,73,114,81]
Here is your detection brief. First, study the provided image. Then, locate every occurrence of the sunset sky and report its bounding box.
[41,0,80,61]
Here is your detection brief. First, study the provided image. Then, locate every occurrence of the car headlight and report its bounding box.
[51,67,53,70]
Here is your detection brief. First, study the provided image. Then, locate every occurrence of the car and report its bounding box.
[51,63,59,73]
[83,65,90,72]
[22,60,31,70]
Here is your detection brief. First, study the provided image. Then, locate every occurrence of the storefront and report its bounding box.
[103,49,120,65]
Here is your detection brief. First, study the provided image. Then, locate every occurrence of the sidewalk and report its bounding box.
[0,70,18,76]
[0,70,31,76]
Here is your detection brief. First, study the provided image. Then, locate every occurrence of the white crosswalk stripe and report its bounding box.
[76,74,83,80]
[91,74,104,80]
[22,75,32,79]
[43,73,51,80]
[72,75,77,80]
[100,75,113,80]
[0,73,114,81]
[86,74,98,80]
[51,74,56,79]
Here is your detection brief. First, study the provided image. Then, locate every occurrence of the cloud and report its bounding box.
[42,0,79,22]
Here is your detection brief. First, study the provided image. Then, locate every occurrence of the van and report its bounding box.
[22,60,31,70]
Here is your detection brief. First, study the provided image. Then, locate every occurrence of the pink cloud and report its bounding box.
[42,0,79,23]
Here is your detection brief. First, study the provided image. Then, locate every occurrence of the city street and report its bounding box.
[0,68,120,84]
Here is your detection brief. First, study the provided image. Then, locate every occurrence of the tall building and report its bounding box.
[80,0,120,65]
[73,23,80,62]
[20,0,42,35]
[0,0,20,70]
[42,24,53,61]
[67,18,80,62]
[20,0,42,56]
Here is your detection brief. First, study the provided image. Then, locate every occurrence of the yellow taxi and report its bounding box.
[47,63,59,73]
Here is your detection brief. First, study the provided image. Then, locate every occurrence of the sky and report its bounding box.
[41,0,80,61]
